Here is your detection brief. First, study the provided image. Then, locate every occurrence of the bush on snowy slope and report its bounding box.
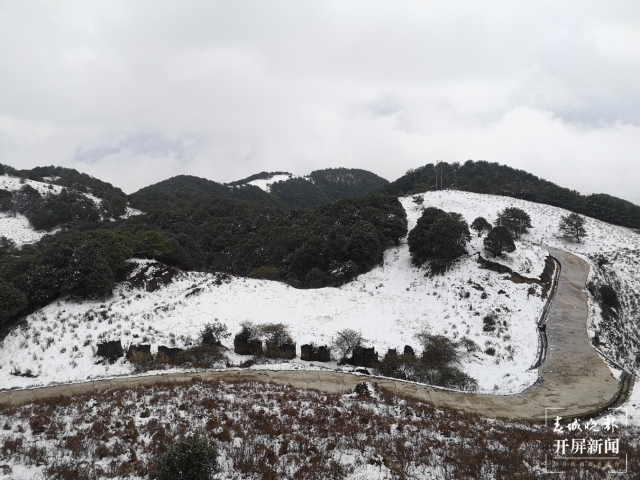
[407,207,471,273]
[483,226,516,257]
[0,230,135,325]
[150,434,219,480]
[376,333,478,391]
[9,184,101,230]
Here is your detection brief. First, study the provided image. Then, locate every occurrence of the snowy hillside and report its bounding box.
[1,190,637,398]
[0,212,51,246]
[0,173,141,245]
[416,191,640,377]
[246,173,299,192]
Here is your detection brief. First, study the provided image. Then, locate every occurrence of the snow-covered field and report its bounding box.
[0,190,638,400]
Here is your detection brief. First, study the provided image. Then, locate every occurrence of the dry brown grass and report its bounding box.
[0,379,637,479]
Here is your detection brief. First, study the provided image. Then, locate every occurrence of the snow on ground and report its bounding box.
[0,174,142,242]
[246,173,297,192]
[0,193,552,394]
[414,191,640,377]
[121,206,143,218]
[1,190,637,397]
[0,174,66,196]
[0,212,53,246]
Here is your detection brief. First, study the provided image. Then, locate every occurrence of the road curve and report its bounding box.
[0,248,624,421]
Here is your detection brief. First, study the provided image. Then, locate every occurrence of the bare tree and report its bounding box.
[331,329,365,363]
[559,212,587,243]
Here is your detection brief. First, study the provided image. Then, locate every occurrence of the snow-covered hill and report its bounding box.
[245,173,299,192]
[0,190,637,399]
[0,173,141,245]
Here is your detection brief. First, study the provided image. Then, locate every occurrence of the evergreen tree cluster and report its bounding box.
[382,160,640,230]
[0,190,406,326]
[3,164,128,219]
[227,168,389,210]
[2,185,101,231]
[121,192,407,287]
[407,207,471,273]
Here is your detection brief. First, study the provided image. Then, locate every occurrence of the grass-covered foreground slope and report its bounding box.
[2,379,638,479]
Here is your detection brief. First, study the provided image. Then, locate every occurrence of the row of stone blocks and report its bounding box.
[96,340,183,364]
[96,340,414,368]
[233,339,332,362]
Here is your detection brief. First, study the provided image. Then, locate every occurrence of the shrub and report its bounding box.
[260,323,295,359]
[375,334,478,391]
[129,350,156,374]
[483,226,515,257]
[495,207,532,239]
[174,345,226,368]
[150,434,219,480]
[407,208,471,273]
[559,212,587,243]
[483,314,497,332]
[233,321,263,355]
[599,284,620,311]
[331,329,365,363]
[376,350,418,380]
[471,217,492,237]
[200,321,230,347]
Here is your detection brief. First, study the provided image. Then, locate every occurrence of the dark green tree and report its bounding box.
[0,279,28,325]
[408,208,471,273]
[150,434,219,480]
[495,207,532,239]
[133,230,173,259]
[483,226,516,257]
[559,212,587,243]
[25,230,134,303]
[471,217,492,237]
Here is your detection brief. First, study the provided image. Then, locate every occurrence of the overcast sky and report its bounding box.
[1,1,639,203]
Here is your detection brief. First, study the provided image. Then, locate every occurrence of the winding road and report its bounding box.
[0,248,629,421]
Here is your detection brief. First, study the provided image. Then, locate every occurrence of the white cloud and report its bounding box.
[0,0,638,203]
